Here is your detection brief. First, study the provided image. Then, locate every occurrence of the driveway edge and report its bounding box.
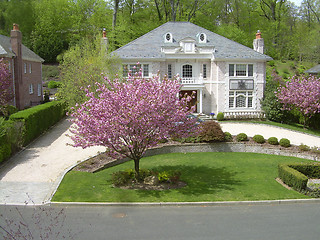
[49,198,320,207]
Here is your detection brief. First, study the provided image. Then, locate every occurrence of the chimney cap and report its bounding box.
[256,30,262,39]
[13,23,20,31]
[103,28,107,38]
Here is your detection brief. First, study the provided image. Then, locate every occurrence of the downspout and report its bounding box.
[11,57,16,107]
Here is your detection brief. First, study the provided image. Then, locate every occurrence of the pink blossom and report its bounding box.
[0,59,13,107]
[276,75,320,125]
[69,74,198,177]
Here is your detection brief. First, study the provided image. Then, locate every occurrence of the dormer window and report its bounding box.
[198,33,207,43]
[164,32,173,43]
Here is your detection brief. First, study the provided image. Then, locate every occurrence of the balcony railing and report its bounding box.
[179,77,203,85]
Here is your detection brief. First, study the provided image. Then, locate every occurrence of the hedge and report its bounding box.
[278,163,308,191]
[289,163,320,179]
[0,136,11,163]
[9,101,66,146]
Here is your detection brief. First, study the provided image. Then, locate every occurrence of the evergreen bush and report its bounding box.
[224,132,233,142]
[267,137,279,145]
[236,133,248,142]
[216,112,224,121]
[253,134,265,144]
[279,138,291,148]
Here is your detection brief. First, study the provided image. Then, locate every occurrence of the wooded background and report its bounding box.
[0,0,319,63]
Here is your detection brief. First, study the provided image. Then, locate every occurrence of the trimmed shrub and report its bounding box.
[236,133,248,142]
[299,144,310,151]
[216,112,224,121]
[0,141,11,163]
[198,121,225,142]
[224,132,233,142]
[279,138,291,148]
[290,163,320,179]
[267,137,278,145]
[278,164,308,191]
[253,134,265,144]
[9,101,66,146]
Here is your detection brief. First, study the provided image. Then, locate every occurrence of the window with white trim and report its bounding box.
[24,63,27,74]
[199,33,207,43]
[38,84,41,97]
[29,84,33,94]
[168,64,172,79]
[229,79,254,109]
[182,64,192,78]
[203,64,207,79]
[29,63,32,73]
[164,32,173,43]
[229,64,253,77]
[123,64,149,77]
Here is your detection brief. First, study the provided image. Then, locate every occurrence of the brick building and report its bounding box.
[0,24,44,109]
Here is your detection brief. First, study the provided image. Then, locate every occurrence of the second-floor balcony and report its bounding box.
[179,77,204,85]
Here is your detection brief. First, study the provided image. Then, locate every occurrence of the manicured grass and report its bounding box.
[52,152,314,203]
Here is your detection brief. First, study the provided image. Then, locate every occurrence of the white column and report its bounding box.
[199,89,203,113]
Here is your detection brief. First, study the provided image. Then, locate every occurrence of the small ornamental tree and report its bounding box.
[69,74,198,178]
[276,75,320,127]
[0,59,13,114]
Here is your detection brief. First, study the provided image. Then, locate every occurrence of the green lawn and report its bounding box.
[52,152,315,203]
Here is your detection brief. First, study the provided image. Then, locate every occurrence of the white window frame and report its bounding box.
[37,83,42,97]
[123,64,150,78]
[198,33,207,43]
[24,63,27,74]
[29,63,32,73]
[29,84,34,94]
[182,64,193,78]
[229,64,254,77]
[164,32,173,43]
[229,91,253,109]
[203,64,207,79]
[168,64,172,79]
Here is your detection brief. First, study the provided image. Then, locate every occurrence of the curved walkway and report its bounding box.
[220,122,320,148]
[0,119,319,205]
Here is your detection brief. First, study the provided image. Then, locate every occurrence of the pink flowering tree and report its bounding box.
[0,59,13,113]
[276,75,320,127]
[69,74,198,178]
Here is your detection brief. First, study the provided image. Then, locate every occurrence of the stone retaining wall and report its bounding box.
[94,142,319,173]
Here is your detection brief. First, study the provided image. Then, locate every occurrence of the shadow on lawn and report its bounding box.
[136,165,242,198]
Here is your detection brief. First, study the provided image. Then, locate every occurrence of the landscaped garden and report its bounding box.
[52,152,315,203]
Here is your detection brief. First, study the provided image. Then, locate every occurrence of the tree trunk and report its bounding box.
[134,158,140,180]
[112,0,119,30]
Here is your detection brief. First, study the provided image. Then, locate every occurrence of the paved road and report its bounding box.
[0,118,319,205]
[1,203,320,240]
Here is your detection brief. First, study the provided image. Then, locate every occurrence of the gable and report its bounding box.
[0,34,44,62]
[112,22,272,61]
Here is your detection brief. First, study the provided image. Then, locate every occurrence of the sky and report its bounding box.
[290,0,303,6]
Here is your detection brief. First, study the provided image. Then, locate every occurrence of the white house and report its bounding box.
[111,22,272,117]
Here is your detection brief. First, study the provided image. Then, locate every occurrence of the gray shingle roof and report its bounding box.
[112,22,272,61]
[0,34,44,62]
[305,64,320,74]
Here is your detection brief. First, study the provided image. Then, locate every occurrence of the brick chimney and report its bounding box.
[11,23,23,109]
[253,30,264,54]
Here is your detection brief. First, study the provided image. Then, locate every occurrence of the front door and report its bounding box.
[180,90,197,112]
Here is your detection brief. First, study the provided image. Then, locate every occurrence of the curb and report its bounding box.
[49,198,320,207]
